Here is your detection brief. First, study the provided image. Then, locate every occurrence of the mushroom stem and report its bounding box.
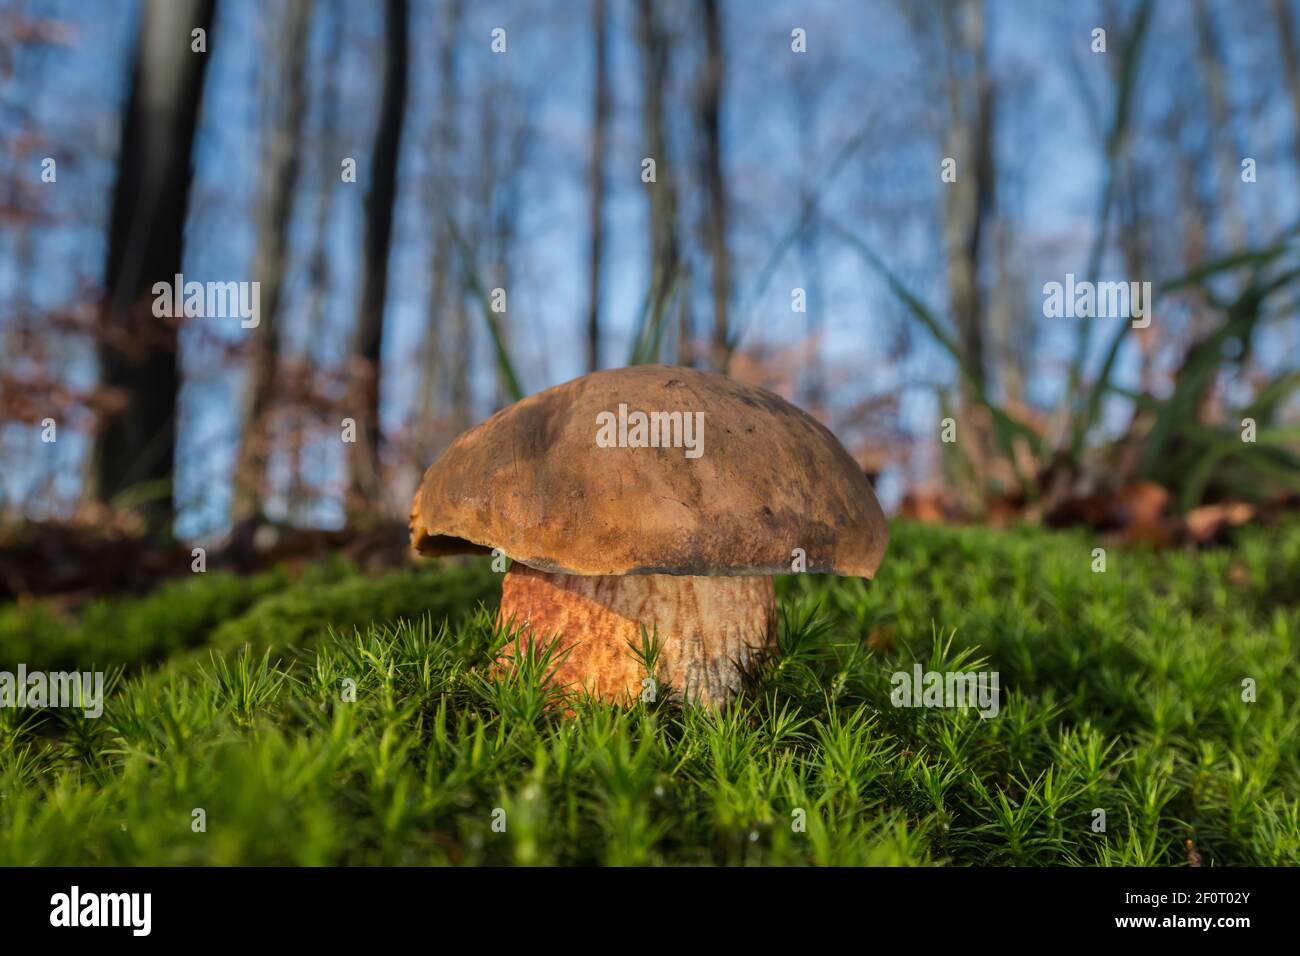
[497,565,776,707]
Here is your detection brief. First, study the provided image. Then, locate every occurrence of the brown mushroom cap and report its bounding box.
[410,364,887,578]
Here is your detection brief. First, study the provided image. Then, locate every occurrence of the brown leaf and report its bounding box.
[1185,502,1255,544]
[1115,481,1170,527]
[899,491,947,524]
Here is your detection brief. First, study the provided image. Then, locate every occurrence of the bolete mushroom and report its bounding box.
[410,364,887,707]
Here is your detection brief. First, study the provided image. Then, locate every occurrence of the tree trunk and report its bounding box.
[939,0,994,408]
[417,0,463,455]
[636,0,681,364]
[586,0,610,373]
[348,0,408,517]
[929,0,995,506]
[94,0,216,537]
[797,100,826,412]
[1272,0,1300,171]
[1192,0,1246,249]
[232,0,313,530]
[289,0,343,524]
[697,0,730,373]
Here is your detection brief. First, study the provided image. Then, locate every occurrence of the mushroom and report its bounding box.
[410,365,887,707]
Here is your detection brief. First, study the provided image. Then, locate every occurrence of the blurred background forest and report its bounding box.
[1,0,1299,596]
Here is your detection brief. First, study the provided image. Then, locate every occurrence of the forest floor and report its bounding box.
[0,520,1297,865]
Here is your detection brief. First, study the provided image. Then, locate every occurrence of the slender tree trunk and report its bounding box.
[586,0,610,373]
[677,258,695,368]
[448,278,471,434]
[794,75,825,411]
[988,218,1024,405]
[289,0,343,523]
[232,0,313,530]
[1115,154,1157,392]
[94,0,215,537]
[348,0,408,516]
[1272,0,1300,171]
[636,0,681,364]
[939,0,994,408]
[474,88,524,409]
[1192,0,1246,249]
[697,0,730,372]
[417,0,462,456]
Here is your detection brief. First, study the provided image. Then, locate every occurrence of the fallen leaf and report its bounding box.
[1185,502,1255,543]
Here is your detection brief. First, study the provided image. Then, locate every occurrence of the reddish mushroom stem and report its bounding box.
[497,565,776,707]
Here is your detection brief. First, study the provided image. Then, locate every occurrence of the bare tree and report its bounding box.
[287,0,343,523]
[896,0,997,498]
[795,74,826,411]
[94,0,216,535]
[1272,0,1300,171]
[1192,0,1246,249]
[586,0,610,372]
[232,0,313,532]
[417,0,464,452]
[696,0,730,372]
[472,81,529,408]
[348,0,408,516]
[636,0,682,363]
[937,0,995,409]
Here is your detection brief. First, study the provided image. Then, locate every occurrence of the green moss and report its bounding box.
[0,561,339,673]
[0,522,1296,865]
